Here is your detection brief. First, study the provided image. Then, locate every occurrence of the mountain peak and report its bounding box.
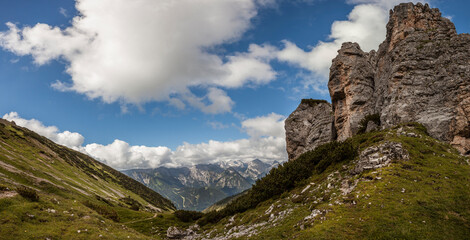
[286,3,470,160]
[385,2,456,51]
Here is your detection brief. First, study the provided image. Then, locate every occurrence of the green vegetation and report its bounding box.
[16,186,39,202]
[196,124,470,239]
[198,139,357,225]
[301,99,329,107]
[357,113,381,134]
[83,200,120,222]
[120,196,143,211]
[0,119,182,239]
[203,190,248,213]
[18,124,174,211]
[174,210,204,222]
[1,117,470,239]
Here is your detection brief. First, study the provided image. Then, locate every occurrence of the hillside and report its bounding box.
[163,4,470,238]
[0,119,177,239]
[174,123,470,239]
[124,160,274,211]
[202,190,248,213]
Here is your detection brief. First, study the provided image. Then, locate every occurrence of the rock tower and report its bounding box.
[285,3,470,160]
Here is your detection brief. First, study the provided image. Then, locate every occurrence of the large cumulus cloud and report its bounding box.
[0,0,277,113]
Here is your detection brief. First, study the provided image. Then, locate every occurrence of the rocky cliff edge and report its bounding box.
[286,3,470,160]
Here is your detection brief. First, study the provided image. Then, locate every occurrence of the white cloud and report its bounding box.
[3,112,84,148]
[208,121,229,130]
[0,0,276,114]
[59,7,68,17]
[3,112,287,170]
[182,88,235,114]
[241,113,285,138]
[237,0,430,94]
[83,140,173,169]
[265,3,388,81]
[170,137,286,167]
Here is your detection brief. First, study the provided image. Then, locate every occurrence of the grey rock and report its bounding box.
[286,3,470,159]
[353,142,409,174]
[365,121,379,133]
[284,100,334,161]
[328,3,470,154]
[329,42,376,141]
[167,226,196,239]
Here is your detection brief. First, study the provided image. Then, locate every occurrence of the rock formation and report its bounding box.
[286,3,470,160]
[329,42,376,141]
[285,99,334,161]
[352,141,409,175]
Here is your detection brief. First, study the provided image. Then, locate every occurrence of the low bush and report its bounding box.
[358,113,381,134]
[198,140,358,225]
[174,210,204,222]
[83,200,120,222]
[399,122,429,136]
[0,184,9,191]
[120,196,142,211]
[95,195,114,206]
[17,186,39,202]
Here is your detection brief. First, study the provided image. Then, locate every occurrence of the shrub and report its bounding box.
[95,195,114,206]
[399,122,429,136]
[17,186,39,202]
[83,200,120,222]
[198,140,358,225]
[120,196,142,211]
[0,184,9,191]
[358,113,381,134]
[301,99,328,107]
[174,210,204,222]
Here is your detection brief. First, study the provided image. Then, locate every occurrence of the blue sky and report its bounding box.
[0,0,469,170]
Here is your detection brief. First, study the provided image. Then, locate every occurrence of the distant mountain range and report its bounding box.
[123,159,279,211]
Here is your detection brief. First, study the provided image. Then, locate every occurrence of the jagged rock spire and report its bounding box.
[286,3,470,160]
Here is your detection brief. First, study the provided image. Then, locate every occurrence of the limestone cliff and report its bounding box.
[286,3,470,160]
[329,42,376,141]
[285,99,333,161]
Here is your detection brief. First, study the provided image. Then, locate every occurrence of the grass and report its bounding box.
[16,186,39,202]
[1,118,469,239]
[0,119,184,239]
[197,124,470,239]
[198,139,357,225]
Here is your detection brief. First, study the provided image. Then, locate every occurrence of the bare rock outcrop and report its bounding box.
[329,3,470,154]
[285,99,334,161]
[352,141,409,175]
[373,2,469,153]
[329,42,376,141]
[286,3,470,158]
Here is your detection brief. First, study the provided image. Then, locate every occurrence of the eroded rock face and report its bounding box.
[285,100,334,161]
[329,42,376,141]
[327,3,470,154]
[286,3,470,157]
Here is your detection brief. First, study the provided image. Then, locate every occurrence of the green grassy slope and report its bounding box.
[202,190,248,213]
[0,119,181,239]
[197,124,470,239]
